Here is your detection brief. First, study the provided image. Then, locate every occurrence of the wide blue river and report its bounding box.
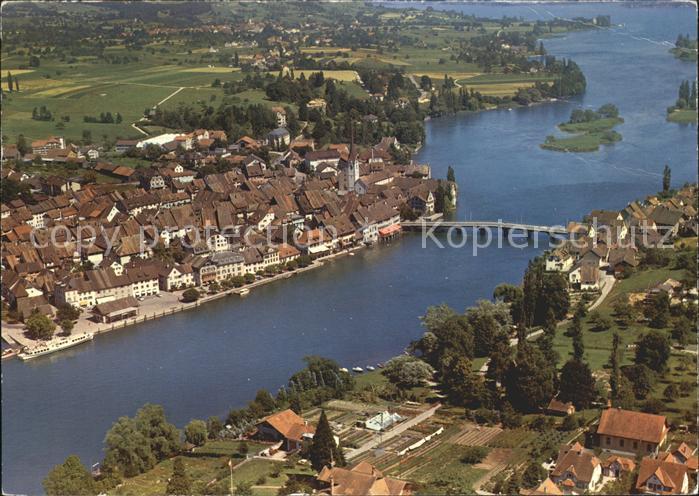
[2,3,696,494]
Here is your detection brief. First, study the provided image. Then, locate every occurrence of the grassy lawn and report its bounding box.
[667,109,698,124]
[353,369,389,390]
[553,266,687,371]
[111,441,307,496]
[541,117,624,153]
[558,117,624,134]
[541,131,622,152]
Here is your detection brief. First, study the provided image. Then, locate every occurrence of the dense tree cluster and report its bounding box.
[103,404,180,478]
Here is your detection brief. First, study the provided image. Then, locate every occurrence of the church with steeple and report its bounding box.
[343,143,360,193]
[341,126,361,194]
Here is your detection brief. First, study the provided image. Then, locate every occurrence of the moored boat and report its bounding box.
[352,366,364,373]
[18,333,94,361]
[239,288,250,296]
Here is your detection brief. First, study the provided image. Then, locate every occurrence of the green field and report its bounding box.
[111,440,313,496]
[667,109,698,124]
[553,266,688,371]
[0,51,251,143]
[549,258,696,423]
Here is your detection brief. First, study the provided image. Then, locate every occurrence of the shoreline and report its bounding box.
[1,244,369,355]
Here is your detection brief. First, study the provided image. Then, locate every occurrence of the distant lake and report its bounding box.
[2,3,696,494]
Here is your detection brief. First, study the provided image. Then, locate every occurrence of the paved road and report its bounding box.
[345,403,441,460]
[588,274,616,311]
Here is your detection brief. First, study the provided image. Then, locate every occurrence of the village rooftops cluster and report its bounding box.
[522,408,697,496]
[1,132,453,326]
[545,185,697,290]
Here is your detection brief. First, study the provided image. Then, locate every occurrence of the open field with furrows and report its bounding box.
[273,69,360,82]
[0,53,250,142]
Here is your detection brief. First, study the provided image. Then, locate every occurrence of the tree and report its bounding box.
[558,359,596,409]
[235,481,254,496]
[103,417,155,477]
[662,164,671,194]
[609,333,621,403]
[60,319,74,335]
[521,461,547,489]
[133,404,181,461]
[382,356,434,388]
[570,318,585,361]
[493,283,522,303]
[166,458,191,496]
[466,300,511,357]
[504,343,556,412]
[623,364,656,400]
[440,355,484,407]
[612,297,634,326]
[206,416,223,440]
[254,389,277,413]
[461,446,488,464]
[184,420,207,447]
[671,316,693,346]
[182,288,200,303]
[447,165,455,183]
[25,312,56,340]
[635,331,671,373]
[561,414,579,431]
[57,303,81,322]
[16,134,30,155]
[308,410,343,471]
[43,455,96,496]
[664,384,680,401]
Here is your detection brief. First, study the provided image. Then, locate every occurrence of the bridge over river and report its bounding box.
[401,219,569,236]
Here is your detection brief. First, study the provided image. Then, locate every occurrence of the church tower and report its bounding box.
[346,124,360,192]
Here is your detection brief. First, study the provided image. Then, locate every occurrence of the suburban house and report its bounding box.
[649,206,684,238]
[316,461,409,496]
[601,455,635,479]
[255,409,314,451]
[595,408,669,455]
[546,248,574,272]
[635,457,689,495]
[31,136,65,156]
[546,398,575,416]
[271,106,287,127]
[568,259,600,291]
[549,442,602,493]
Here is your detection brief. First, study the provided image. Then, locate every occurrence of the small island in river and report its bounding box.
[666,79,697,124]
[541,103,623,152]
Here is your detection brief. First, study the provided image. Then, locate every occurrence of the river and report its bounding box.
[2,3,696,494]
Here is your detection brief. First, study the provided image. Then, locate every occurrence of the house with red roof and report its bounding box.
[255,409,315,451]
[595,408,669,455]
[635,456,689,495]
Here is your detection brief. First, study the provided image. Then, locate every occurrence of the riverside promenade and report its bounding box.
[1,246,365,352]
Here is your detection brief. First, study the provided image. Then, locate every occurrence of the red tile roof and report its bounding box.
[597,408,668,444]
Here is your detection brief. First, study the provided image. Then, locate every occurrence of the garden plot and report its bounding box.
[452,424,503,446]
